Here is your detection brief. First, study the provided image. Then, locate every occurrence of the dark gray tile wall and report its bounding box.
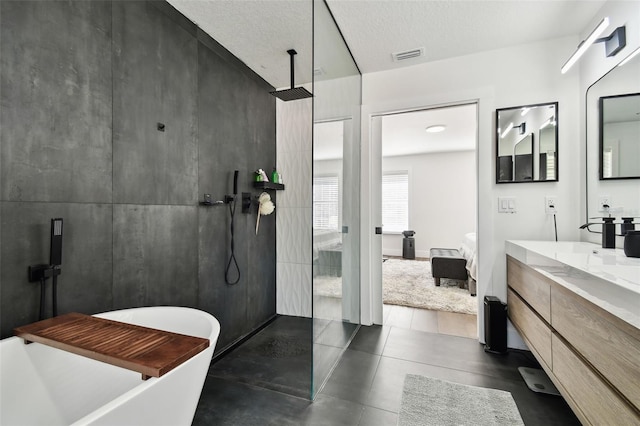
[0,1,113,203]
[0,0,277,353]
[112,1,198,205]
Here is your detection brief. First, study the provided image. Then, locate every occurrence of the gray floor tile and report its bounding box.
[299,394,364,426]
[358,406,398,426]
[313,343,344,397]
[409,308,439,333]
[321,349,381,403]
[348,324,390,355]
[315,320,359,347]
[384,305,414,328]
[193,377,310,426]
[210,316,312,398]
[194,315,579,426]
[382,327,527,382]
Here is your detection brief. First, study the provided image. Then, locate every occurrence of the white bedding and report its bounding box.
[459,232,477,281]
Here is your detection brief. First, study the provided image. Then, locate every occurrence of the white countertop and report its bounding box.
[506,240,640,329]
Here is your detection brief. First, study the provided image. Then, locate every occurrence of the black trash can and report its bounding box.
[484,296,507,354]
[402,230,415,259]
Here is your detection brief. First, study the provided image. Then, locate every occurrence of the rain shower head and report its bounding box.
[270,49,313,101]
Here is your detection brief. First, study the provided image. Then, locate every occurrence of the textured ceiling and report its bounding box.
[167,0,607,155]
[167,0,313,90]
[168,0,606,88]
[382,103,477,156]
[327,0,607,75]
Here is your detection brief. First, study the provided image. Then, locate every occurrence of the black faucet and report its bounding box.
[579,216,621,249]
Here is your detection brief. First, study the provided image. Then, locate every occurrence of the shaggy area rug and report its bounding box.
[314,258,477,315]
[399,374,524,426]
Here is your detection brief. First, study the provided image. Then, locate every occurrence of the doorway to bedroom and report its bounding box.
[379,103,478,338]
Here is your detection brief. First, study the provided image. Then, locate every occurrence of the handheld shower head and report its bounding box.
[50,218,63,267]
[233,170,239,195]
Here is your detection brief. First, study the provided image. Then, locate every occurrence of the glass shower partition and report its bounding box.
[311,0,362,399]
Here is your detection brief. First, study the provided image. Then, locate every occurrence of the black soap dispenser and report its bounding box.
[624,230,640,257]
[602,217,616,249]
[621,217,636,235]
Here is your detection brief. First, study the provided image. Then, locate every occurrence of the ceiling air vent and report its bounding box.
[392,47,424,62]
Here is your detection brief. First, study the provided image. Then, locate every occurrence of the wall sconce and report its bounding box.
[600,26,626,57]
[500,122,526,138]
[561,17,627,74]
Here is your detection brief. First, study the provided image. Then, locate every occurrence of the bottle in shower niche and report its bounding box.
[271,168,279,184]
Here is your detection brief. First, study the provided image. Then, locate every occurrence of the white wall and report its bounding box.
[360,36,582,348]
[605,121,640,177]
[579,1,640,245]
[276,98,313,317]
[381,151,476,258]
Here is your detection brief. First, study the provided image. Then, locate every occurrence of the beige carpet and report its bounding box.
[314,258,477,315]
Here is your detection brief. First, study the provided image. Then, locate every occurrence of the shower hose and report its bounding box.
[225,196,240,284]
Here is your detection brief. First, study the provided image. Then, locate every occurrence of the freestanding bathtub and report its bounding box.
[0,306,220,425]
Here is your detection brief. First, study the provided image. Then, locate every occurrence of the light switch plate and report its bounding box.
[498,196,516,213]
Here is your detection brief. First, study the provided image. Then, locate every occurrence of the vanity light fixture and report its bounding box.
[500,122,514,139]
[561,17,610,74]
[618,46,640,67]
[425,124,446,133]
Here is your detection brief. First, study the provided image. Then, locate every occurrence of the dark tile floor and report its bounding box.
[193,313,580,425]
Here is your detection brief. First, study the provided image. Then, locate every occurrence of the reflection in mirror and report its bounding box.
[496,102,558,183]
[599,93,640,179]
[587,48,640,223]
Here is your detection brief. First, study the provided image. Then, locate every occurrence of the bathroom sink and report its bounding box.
[506,240,640,329]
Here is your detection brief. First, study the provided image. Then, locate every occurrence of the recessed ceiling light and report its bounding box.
[425,125,446,133]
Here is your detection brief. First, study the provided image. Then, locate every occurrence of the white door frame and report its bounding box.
[360,97,482,327]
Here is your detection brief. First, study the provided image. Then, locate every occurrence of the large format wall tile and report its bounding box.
[0,202,113,336]
[113,204,198,309]
[197,42,276,200]
[0,1,278,353]
[197,40,277,349]
[247,209,277,327]
[112,1,198,205]
[0,1,113,203]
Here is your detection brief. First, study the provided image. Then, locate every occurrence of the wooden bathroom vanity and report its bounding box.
[505,241,640,425]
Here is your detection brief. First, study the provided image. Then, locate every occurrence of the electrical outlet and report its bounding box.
[599,195,611,212]
[545,196,557,214]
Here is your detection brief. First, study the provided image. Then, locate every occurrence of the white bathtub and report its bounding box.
[0,306,220,426]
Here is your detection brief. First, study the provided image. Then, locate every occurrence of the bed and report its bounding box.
[458,232,477,293]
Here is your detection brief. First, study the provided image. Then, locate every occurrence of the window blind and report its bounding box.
[382,172,408,233]
[313,175,339,230]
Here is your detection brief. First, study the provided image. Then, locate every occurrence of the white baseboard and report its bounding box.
[382,249,429,258]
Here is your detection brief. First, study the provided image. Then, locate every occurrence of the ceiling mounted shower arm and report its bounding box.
[288,49,297,90]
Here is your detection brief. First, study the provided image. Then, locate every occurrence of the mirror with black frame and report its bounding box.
[586,47,640,229]
[496,102,558,183]
[599,93,640,180]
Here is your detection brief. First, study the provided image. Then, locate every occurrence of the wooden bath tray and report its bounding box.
[14,313,209,380]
